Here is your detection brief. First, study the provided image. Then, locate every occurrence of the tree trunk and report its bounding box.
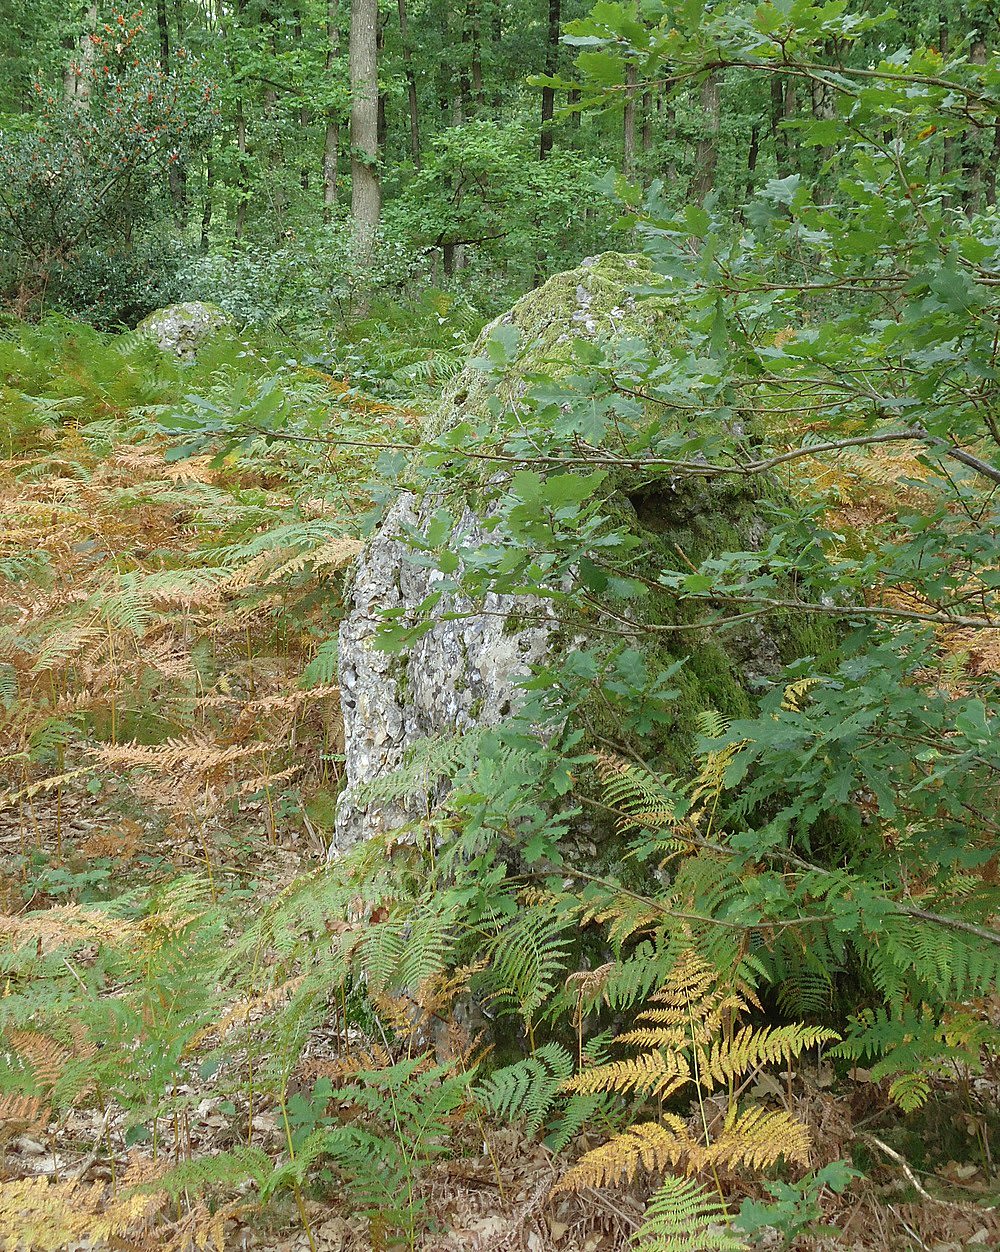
[691,73,719,201]
[641,89,653,152]
[235,96,249,240]
[939,18,956,181]
[324,0,341,217]
[294,7,311,191]
[350,0,381,259]
[770,75,787,173]
[454,3,470,124]
[63,3,97,107]
[492,6,502,110]
[623,62,638,179]
[539,0,561,159]
[376,14,388,150]
[470,10,484,108]
[397,0,421,167]
[745,121,760,202]
[986,123,1000,208]
[964,38,987,212]
[201,148,214,250]
[156,0,188,223]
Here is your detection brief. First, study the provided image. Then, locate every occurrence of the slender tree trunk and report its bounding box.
[641,89,653,152]
[349,0,381,259]
[939,18,956,181]
[745,122,760,201]
[294,7,311,191]
[623,62,638,180]
[492,6,502,110]
[985,123,1000,208]
[201,148,214,250]
[470,11,484,108]
[376,14,388,149]
[397,0,421,166]
[455,3,470,124]
[156,0,188,223]
[235,95,249,240]
[64,3,97,107]
[324,0,341,217]
[539,0,561,159]
[691,73,719,201]
[156,0,170,67]
[965,38,987,212]
[770,74,787,173]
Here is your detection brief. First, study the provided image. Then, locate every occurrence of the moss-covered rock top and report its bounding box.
[426,252,677,439]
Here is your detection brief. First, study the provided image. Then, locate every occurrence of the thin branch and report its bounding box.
[241,422,1000,486]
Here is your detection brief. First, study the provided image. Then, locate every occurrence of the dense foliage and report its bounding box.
[3,0,1000,1249]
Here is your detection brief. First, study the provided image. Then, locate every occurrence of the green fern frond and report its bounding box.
[634,1176,746,1252]
[476,1043,574,1134]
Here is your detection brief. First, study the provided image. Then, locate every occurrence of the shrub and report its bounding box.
[0,8,215,324]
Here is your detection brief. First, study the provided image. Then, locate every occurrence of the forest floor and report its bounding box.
[6,771,1000,1251]
[2,322,999,1251]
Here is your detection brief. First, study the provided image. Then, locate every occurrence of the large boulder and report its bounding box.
[136,302,230,360]
[332,254,824,853]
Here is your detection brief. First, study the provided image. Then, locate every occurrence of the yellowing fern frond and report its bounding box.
[696,1023,838,1092]
[781,676,822,711]
[564,1050,691,1099]
[554,1116,697,1191]
[704,1106,812,1171]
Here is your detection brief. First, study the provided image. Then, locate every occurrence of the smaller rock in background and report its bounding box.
[135,302,230,360]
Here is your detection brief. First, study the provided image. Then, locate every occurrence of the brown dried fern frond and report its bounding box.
[0,905,130,953]
[92,735,274,775]
[209,976,307,1040]
[5,1030,70,1093]
[0,1092,49,1145]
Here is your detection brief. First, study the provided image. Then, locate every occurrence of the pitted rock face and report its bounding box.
[136,302,230,359]
[332,254,676,853]
[331,253,815,854]
[334,497,557,850]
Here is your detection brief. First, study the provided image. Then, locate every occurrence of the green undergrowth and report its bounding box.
[4,280,1000,1252]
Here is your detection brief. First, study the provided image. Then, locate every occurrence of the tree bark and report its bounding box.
[200,147,214,250]
[986,123,1000,208]
[454,2,470,124]
[324,0,341,217]
[745,121,760,202]
[156,0,188,223]
[235,95,249,240]
[470,10,484,108]
[63,3,97,108]
[397,0,421,167]
[641,89,653,152]
[623,62,638,179]
[539,0,561,159]
[770,74,787,173]
[691,72,719,201]
[349,0,381,259]
[965,37,987,212]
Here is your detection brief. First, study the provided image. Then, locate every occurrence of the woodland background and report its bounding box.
[3,0,1000,1249]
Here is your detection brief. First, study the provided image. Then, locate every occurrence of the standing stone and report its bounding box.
[332,253,818,853]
